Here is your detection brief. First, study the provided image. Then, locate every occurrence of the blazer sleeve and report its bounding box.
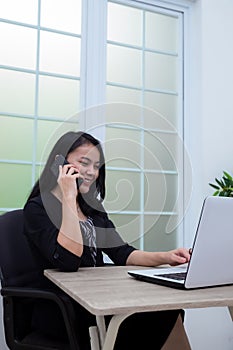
[24,197,81,272]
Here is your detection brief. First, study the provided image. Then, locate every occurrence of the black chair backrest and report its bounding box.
[0,209,38,287]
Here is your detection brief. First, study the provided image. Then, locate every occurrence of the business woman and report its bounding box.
[24,131,191,349]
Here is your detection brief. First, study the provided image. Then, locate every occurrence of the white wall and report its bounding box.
[184,0,233,348]
[201,0,233,192]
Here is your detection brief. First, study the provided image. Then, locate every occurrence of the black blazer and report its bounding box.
[23,193,136,289]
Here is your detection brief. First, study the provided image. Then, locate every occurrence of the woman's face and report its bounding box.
[67,143,100,194]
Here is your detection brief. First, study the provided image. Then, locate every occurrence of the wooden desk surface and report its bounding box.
[44,266,233,316]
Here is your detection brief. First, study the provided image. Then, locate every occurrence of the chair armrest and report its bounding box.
[2,286,66,300]
[1,286,80,349]
[1,286,76,318]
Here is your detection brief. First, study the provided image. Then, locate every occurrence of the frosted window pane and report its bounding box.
[144,215,178,251]
[41,0,81,34]
[40,31,81,76]
[109,214,141,246]
[144,91,178,126]
[143,107,175,131]
[0,0,38,25]
[144,132,177,171]
[38,76,80,118]
[105,102,142,127]
[0,69,35,115]
[0,23,37,69]
[37,120,79,162]
[107,45,141,87]
[0,116,33,160]
[145,12,178,52]
[107,2,142,46]
[145,52,178,91]
[105,127,141,168]
[144,173,177,212]
[0,163,32,208]
[105,170,140,212]
[106,86,141,105]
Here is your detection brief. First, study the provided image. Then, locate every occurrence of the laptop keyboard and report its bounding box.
[155,272,187,281]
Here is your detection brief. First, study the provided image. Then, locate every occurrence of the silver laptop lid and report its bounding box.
[185,196,233,288]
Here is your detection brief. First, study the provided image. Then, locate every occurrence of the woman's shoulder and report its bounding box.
[24,194,43,209]
[25,192,58,207]
[24,192,60,217]
[24,192,62,229]
[91,207,116,229]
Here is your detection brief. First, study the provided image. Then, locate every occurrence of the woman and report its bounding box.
[24,131,191,350]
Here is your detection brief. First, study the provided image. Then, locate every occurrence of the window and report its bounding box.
[0,0,82,212]
[104,1,184,251]
[0,0,190,252]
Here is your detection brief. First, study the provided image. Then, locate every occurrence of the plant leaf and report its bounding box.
[215,178,224,188]
[209,183,220,190]
[223,171,233,180]
[213,190,219,196]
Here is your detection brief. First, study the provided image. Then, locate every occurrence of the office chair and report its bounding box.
[0,209,80,350]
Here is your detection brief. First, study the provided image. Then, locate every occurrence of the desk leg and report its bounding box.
[96,316,106,348]
[228,306,233,321]
[89,326,100,350]
[101,313,134,350]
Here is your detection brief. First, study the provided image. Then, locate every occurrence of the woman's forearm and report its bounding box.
[126,248,190,267]
[126,250,167,266]
[57,196,83,256]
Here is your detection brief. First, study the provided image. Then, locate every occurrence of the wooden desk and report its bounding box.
[44,266,233,350]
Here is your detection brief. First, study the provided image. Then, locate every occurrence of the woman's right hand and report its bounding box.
[57,164,81,199]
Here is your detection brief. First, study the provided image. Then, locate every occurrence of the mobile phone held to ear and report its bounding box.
[50,154,83,188]
[50,154,68,178]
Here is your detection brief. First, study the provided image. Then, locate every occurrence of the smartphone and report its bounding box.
[50,154,83,188]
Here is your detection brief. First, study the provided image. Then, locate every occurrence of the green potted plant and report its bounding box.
[209,171,233,197]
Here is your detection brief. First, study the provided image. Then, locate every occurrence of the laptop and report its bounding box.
[128,196,233,289]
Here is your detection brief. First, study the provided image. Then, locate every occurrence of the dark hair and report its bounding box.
[26,131,106,216]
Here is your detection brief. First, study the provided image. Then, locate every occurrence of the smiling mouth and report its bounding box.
[83,178,93,184]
